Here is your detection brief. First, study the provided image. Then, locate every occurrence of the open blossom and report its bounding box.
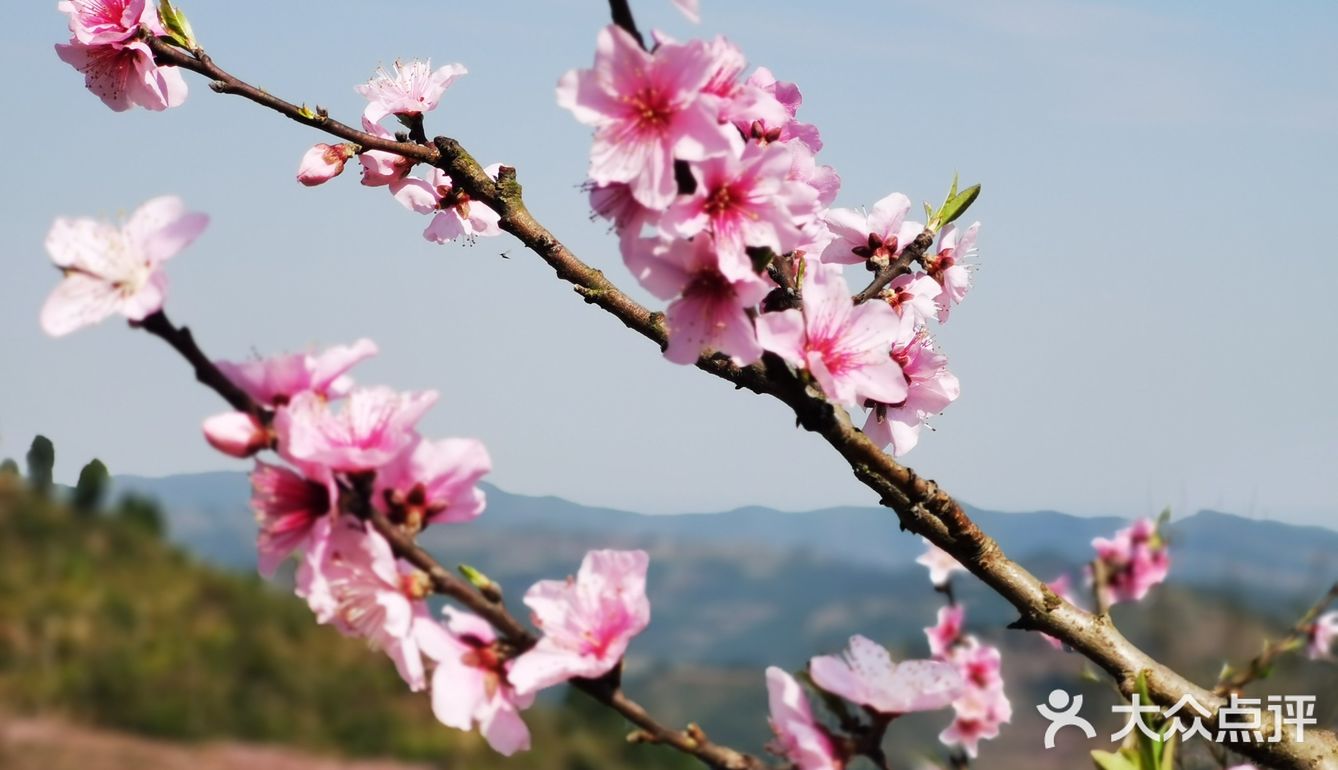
[297,143,356,187]
[359,118,415,187]
[743,67,822,152]
[55,1,187,112]
[276,386,437,472]
[940,638,1012,758]
[558,25,735,209]
[765,667,841,770]
[884,273,941,335]
[356,59,468,124]
[809,635,963,715]
[697,37,789,142]
[419,609,534,756]
[41,196,208,336]
[375,438,491,530]
[863,334,960,456]
[249,462,334,577]
[821,192,920,266]
[1090,518,1171,605]
[662,142,819,281]
[624,236,772,365]
[313,522,439,690]
[1307,611,1338,660]
[915,537,966,587]
[216,339,378,408]
[926,222,979,322]
[508,549,651,695]
[392,165,503,243]
[926,605,966,658]
[756,264,908,407]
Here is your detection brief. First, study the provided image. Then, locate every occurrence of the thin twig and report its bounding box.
[1215,583,1338,696]
[607,0,646,49]
[851,230,937,305]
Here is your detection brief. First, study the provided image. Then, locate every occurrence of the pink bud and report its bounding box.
[297,143,355,187]
[203,412,269,458]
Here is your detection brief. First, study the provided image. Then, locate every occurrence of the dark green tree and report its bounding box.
[115,492,164,537]
[25,435,55,495]
[73,458,110,514]
[0,458,18,477]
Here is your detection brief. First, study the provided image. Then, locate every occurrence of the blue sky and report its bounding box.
[2,1,1335,525]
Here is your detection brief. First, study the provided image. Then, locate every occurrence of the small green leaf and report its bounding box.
[936,183,981,229]
[457,564,501,599]
[1091,749,1140,770]
[158,0,198,49]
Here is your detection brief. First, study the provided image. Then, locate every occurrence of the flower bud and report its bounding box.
[297,143,356,187]
[202,411,269,458]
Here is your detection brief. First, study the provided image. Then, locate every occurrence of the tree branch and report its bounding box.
[137,311,267,420]
[851,230,937,305]
[607,0,647,49]
[134,37,1338,770]
[1215,583,1338,696]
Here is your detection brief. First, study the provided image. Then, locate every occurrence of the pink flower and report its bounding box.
[56,39,186,113]
[1041,574,1076,650]
[508,549,651,695]
[358,118,415,187]
[216,338,378,408]
[276,387,437,472]
[862,333,960,456]
[314,520,437,690]
[697,38,790,144]
[58,0,154,45]
[662,142,819,281]
[202,412,269,458]
[764,666,841,770]
[54,0,188,112]
[297,143,356,187]
[756,264,908,407]
[939,638,1012,758]
[40,196,208,336]
[375,438,491,530]
[884,273,942,335]
[672,0,700,23]
[1090,518,1171,605]
[926,222,979,322]
[821,193,920,266]
[809,634,964,715]
[356,59,468,125]
[743,67,822,152]
[624,236,772,365]
[915,538,966,587]
[925,605,966,658]
[250,461,334,578]
[391,165,503,243]
[419,609,535,756]
[558,26,735,209]
[1307,611,1338,660]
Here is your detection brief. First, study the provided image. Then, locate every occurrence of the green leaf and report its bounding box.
[936,183,981,229]
[1158,734,1177,770]
[158,0,198,49]
[457,564,500,597]
[1091,749,1140,770]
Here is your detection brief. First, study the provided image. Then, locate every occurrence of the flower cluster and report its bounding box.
[1090,517,1172,606]
[290,57,507,247]
[764,635,963,770]
[924,603,1013,758]
[39,195,654,757]
[560,26,970,456]
[55,0,187,111]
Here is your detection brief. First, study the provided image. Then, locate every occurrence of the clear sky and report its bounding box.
[2,1,1335,525]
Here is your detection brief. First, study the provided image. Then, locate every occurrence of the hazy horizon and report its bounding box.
[3,1,1335,527]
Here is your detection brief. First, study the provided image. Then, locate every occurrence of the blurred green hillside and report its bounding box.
[0,467,694,770]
